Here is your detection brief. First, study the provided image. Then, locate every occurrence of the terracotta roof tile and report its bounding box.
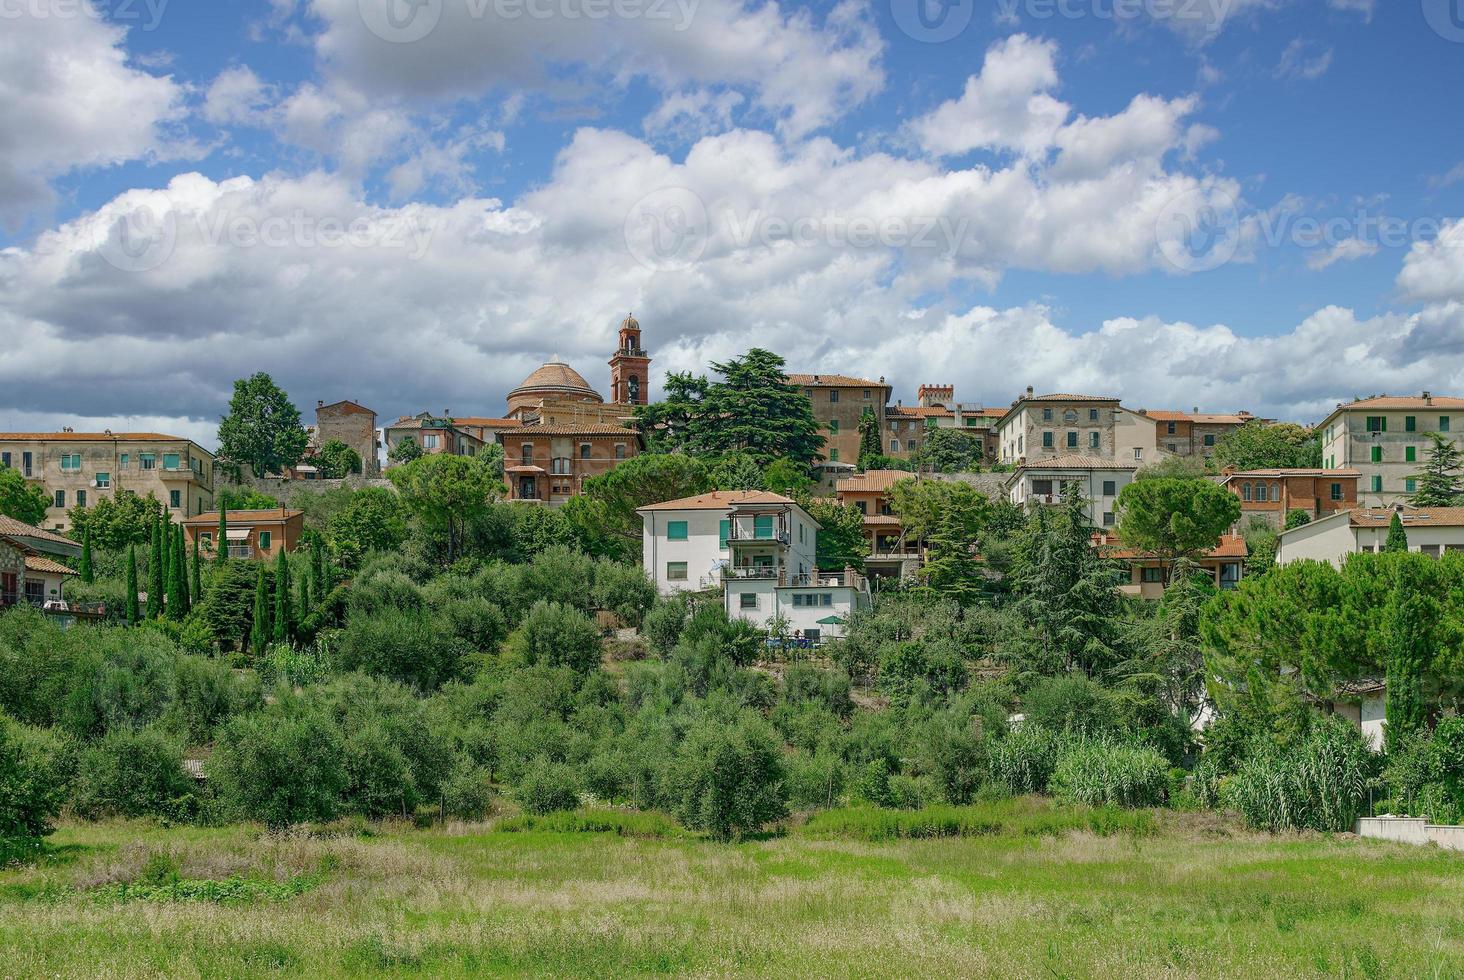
[0,516,77,548]
[512,424,637,436]
[1016,453,1139,471]
[0,432,201,444]
[182,509,303,525]
[1350,507,1464,528]
[1334,395,1464,411]
[1094,533,1249,560]
[787,374,887,388]
[509,360,602,400]
[836,470,915,493]
[638,490,796,512]
[23,555,77,576]
[1221,468,1360,480]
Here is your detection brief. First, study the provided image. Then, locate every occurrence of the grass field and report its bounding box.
[1,799,1461,978]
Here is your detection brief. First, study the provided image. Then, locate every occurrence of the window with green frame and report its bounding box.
[258,531,272,550]
[754,515,774,539]
[163,453,180,470]
[1406,416,1417,432]
[1406,446,1417,463]
[1366,416,1386,432]
[828,419,839,435]
[1371,446,1383,463]
[1371,475,1383,493]
[1442,417,1453,433]
[1406,478,1417,493]
[667,520,688,541]
[719,519,730,549]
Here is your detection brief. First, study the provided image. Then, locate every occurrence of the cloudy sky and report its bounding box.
[2,0,1464,446]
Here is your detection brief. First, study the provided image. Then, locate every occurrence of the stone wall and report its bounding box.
[314,402,379,476]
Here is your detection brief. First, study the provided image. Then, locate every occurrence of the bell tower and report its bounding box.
[608,313,651,406]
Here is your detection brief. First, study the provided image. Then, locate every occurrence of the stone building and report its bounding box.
[996,389,1156,468]
[1218,468,1360,529]
[0,431,215,533]
[787,374,893,469]
[1143,409,1256,458]
[382,414,487,461]
[307,400,380,476]
[0,515,82,609]
[1316,392,1464,505]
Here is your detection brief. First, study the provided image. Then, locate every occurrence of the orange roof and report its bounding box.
[787,374,886,388]
[316,400,374,416]
[0,432,198,443]
[886,405,951,418]
[509,360,602,401]
[1221,468,1360,480]
[836,470,915,493]
[862,515,902,527]
[0,516,77,548]
[1026,393,1120,403]
[1334,395,1464,411]
[1145,409,1254,425]
[638,490,796,512]
[1350,507,1464,528]
[511,424,636,436]
[1094,533,1249,560]
[182,509,303,525]
[1017,453,1138,471]
[24,555,76,576]
[453,417,522,428]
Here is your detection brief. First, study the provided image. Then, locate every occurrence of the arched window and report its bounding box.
[1242,483,1252,501]
[628,375,640,402]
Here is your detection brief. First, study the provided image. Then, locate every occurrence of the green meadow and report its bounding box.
[2,800,1460,979]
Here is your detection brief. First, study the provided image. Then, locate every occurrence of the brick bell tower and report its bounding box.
[608,313,651,406]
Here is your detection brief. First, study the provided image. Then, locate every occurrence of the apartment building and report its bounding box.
[1095,531,1247,598]
[996,389,1155,467]
[504,425,638,503]
[183,508,304,561]
[1218,468,1360,528]
[1276,506,1464,566]
[638,490,869,641]
[1316,393,1464,505]
[0,431,215,532]
[834,469,920,580]
[788,374,893,467]
[382,414,488,461]
[1006,454,1138,529]
[1145,409,1255,458]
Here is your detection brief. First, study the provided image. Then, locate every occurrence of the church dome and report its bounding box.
[507,356,604,415]
[621,313,639,332]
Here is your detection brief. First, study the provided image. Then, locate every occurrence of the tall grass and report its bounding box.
[1049,741,1169,808]
[1223,721,1374,833]
[987,724,1062,795]
[495,808,686,838]
[800,798,1154,841]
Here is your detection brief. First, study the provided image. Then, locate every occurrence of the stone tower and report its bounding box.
[608,313,651,406]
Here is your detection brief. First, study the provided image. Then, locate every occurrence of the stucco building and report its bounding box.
[1316,393,1464,505]
[1006,453,1138,529]
[1143,409,1256,458]
[0,431,215,533]
[183,508,305,561]
[1276,506,1464,566]
[788,374,893,470]
[996,389,1156,468]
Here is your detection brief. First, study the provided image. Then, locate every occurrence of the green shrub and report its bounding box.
[785,751,844,810]
[802,799,1154,841]
[212,701,348,827]
[72,727,193,820]
[670,712,787,839]
[988,724,1061,795]
[0,716,66,848]
[1049,739,1169,809]
[505,601,603,674]
[1381,718,1464,824]
[641,597,688,658]
[1021,676,1123,735]
[515,759,581,815]
[338,608,468,690]
[1223,719,1375,832]
[439,761,494,820]
[590,559,657,627]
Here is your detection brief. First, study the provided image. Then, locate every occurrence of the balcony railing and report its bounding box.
[227,545,254,559]
[726,522,791,545]
[786,570,868,591]
[723,565,779,580]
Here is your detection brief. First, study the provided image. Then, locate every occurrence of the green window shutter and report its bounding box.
[163,453,180,469]
[667,520,688,541]
[1406,446,1417,463]
[754,515,774,539]
[1406,416,1416,432]
[829,419,839,434]
[1406,478,1417,493]
[1371,446,1382,463]
[259,531,272,550]
[719,520,730,548]
[1372,476,1383,493]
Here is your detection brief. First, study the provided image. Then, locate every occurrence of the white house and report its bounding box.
[1006,454,1138,529]
[638,490,870,642]
[1276,506,1464,567]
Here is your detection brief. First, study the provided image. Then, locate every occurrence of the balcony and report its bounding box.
[227,545,254,559]
[726,521,791,545]
[723,565,780,581]
[786,570,869,591]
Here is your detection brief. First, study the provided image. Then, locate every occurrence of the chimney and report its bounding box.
[1025,386,1034,399]
[317,399,324,408]
[1424,391,1433,405]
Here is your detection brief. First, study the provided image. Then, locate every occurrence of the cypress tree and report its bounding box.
[273,549,291,645]
[146,520,163,619]
[78,526,94,584]
[1385,512,1409,553]
[125,545,140,626]
[174,524,190,615]
[163,518,182,621]
[250,565,270,656]
[312,535,329,596]
[298,570,312,632]
[191,534,202,602]
[1384,557,1429,751]
[215,502,229,565]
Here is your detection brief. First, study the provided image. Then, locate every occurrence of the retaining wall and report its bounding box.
[1355,816,1464,851]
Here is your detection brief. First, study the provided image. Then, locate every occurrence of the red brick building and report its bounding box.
[1218,468,1360,529]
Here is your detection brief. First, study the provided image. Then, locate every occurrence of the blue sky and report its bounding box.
[3,0,1464,444]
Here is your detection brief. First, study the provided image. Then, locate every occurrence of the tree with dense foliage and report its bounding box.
[326,486,407,569]
[763,459,814,497]
[886,477,987,553]
[388,454,503,562]
[1383,555,1430,750]
[0,716,64,849]
[0,465,49,526]
[272,550,291,645]
[636,349,824,466]
[217,373,309,478]
[710,452,766,491]
[802,498,866,573]
[1386,512,1409,552]
[857,407,883,470]
[578,453,711,559]
[1411,433,1464,506]
[671,711,788,840]
[146,520,163,619]
[215,502,228,565]
[921,506,984,600]
[66,491,164,552]
[190,535,202,602]
[124,546,140,626]
[250,565,270,656]
[1212,420,1321,471]
[911,428,987,473]
[212,700,348,828]
[1284,509,1312,530]
[216,487,281,512]
[78,527,94,583]
[507,601,604,674]
[1115,478,1241,584]
[175,525,191,616]
[313,439,363,479]
[388,436,423,465]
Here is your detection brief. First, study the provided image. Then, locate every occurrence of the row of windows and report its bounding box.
[1031,479,1120,496]
[807,389,876,403]
[519,444,629,464]
[1364,415,1452,433]
[1041,407,1102,423]
[198,530,273,550]
[1041,430,1102,450]
[2,451,189,473]
[54,487,185,509]
[1366,476,1419,493]
[1239,482,1346,503]
[1368,445,1427,464]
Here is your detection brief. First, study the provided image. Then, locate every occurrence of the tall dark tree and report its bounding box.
[163,519,183,621]
[191,534,202,602]
[857,407,883,470]
[174,525,190,616]
[921,506,983,600]
[146,520,163,619]
[1385,512,1409,553]
[215,502,229,565]
[803,499,866,573]
[709,452,766,491]
[1384,557,1430,750]
[576,453,711,560]
[311,535,329,596]
[911,428,987,474]
[272,549,291,645]
[250,565,270,656]
[78,527,94,584]
[124,545,140,626]
[217,372,309,478]
[1411,433,1464,507]
[1213,420,1321,471]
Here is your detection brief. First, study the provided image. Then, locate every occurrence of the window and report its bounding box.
[1103,480,1116,496]
[258,531,272,551]
[1090,432,1100,449]
[889,440,900,453]
[863,389,871,400]
[1442,417,1452,433]
[1406,416,1417,432]
[1103,511,1114,527]
[829,390,839,403]
[1166,422,1177,435]
[1406,446,1417,463]
[1366,416,1386,433]
[1032,479,1054,496]
[1421,544,1441,559]
[1089,409,1099,422]
[666,561,688,581]
[579,443,591,459]
[21,452,32,476]
[169,490,181,508]
[1141,567,1165,583]
[830,449,840,462]
[1066,431,1078,448]
[1255,484,1268,503]
[1203,434,1216,447]
[76,490,86,508]
[548,457,569,475]
[1331,483,1343,501]
[53,490,64,508]
[1042,432,1054,448]
[754,515,775,539]
[95,472,110,489]
[719,519,730,549]
[829,419,839,435]
[520,444,533,465]
[163,453,180,470]
[1167,443,1178,453]
[421,435,440,450]
[615,444,626,460]
[60,453,81,471]
[140,453,156,470]
[119,453,129,470]
[965,417,978,427]
[201,532,213,547]
[739,592,758,609]
[1242,483,1252,501]
[0,452,8,468]
[1406,478,1417,493]
[667,521,688,541]
[1371,475,1383,493]
[1042,408,1053,421]
[1371,446,1383,463]
[1134,448,1144,460]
